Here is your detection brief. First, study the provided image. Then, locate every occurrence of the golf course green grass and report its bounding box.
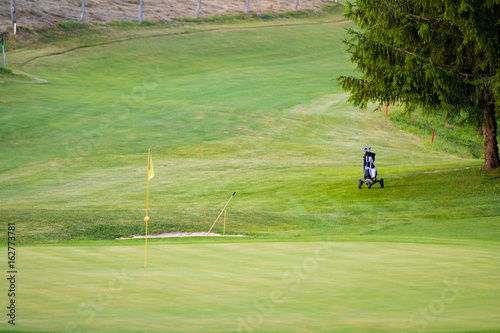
[1,8,499,332]
[16,242,500,332]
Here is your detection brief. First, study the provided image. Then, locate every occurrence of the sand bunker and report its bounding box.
[117,232,245,239]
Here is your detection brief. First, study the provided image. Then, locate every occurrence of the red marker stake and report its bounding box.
[431,131,435,143]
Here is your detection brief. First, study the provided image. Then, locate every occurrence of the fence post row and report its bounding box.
[8,0,339,29]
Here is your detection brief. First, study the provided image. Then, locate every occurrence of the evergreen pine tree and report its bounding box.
[338,0,500,170]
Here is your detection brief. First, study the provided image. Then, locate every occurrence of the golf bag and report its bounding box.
[359,147,384,189]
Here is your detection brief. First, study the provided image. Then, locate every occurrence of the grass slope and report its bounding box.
[1,20,498,244]
[0,14,499,333]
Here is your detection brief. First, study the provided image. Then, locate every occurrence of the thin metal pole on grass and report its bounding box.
[139,0,144,23]
[144,149,154,268]
[11,0,16,35]
[196,0,201,19]
[206,192,236,235]
[81,0,86,23]
[1,33,5,68]
[245,0,250,15]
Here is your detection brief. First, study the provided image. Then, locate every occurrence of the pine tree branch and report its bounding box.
[407,13,430,22]
[352,31,491,80]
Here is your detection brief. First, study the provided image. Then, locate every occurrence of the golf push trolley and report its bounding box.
[359,147,384,189]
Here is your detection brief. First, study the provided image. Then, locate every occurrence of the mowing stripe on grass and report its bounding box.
[10,241,500,332]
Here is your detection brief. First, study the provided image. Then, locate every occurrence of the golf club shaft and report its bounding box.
[206,192,236,235]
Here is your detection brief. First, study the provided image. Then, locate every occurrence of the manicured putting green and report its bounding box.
[14,241,500,332]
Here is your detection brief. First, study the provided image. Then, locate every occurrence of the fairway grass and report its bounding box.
[1,12,500,333]
[7,241,500,332]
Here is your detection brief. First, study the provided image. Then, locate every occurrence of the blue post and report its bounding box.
[1,33,5,68]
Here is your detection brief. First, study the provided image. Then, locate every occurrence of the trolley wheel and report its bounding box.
[380,178,384,188]
[368,182,372,189]
[358,179,363,189]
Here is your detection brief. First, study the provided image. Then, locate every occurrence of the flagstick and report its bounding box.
[144,149,152,269]
[206,192,236,235]
[145,176,149,269]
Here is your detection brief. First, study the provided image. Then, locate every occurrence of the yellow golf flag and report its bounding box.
[148,149,154,181]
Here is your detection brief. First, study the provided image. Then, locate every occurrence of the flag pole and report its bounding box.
[144,149,153,268]
[145,176,149,268]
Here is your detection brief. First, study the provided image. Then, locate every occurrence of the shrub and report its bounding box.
[0,67,13,75]
[58,21,87,31]
[319,4,341,14]
[180,17,201,23]
[260,12,275,20]
[108,20,157,26]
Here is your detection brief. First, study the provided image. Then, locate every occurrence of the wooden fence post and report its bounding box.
[11,0,17,35]
[140,0,144,23]
[196,0,201,19]
[245,0,250,14]
[81,0,86,23]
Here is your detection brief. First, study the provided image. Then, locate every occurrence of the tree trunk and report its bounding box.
[482,104,500,170]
